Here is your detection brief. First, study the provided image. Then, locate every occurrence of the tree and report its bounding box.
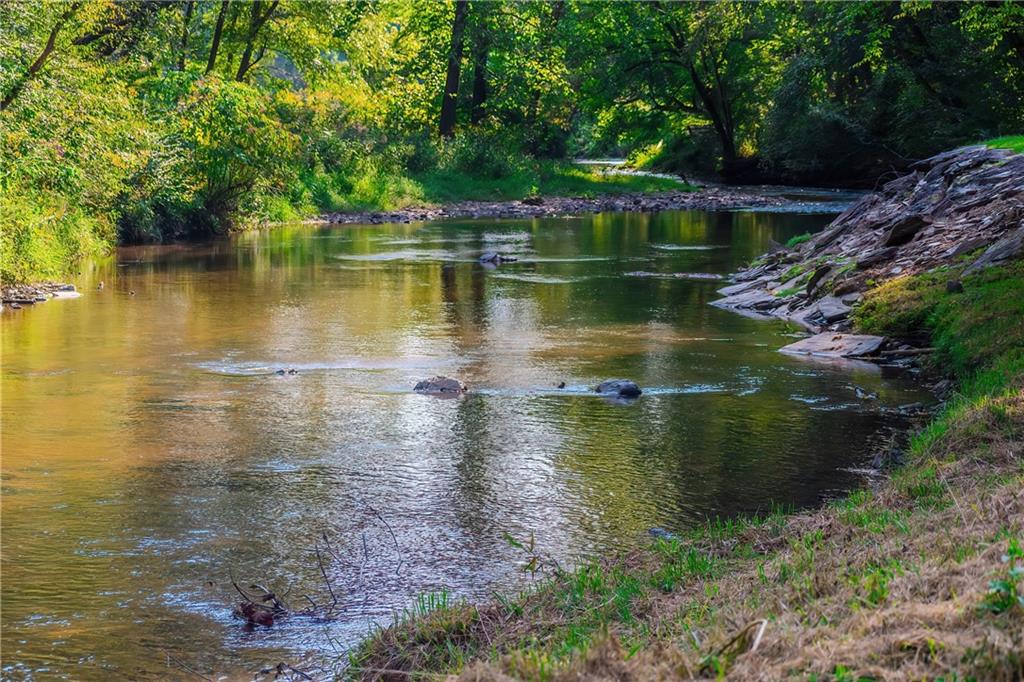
[438,0,468,137]
[205,0,228,74]
[1,2,81,112]
[468,1,489,125]
[235,0,279,81]
[177,1,194,71]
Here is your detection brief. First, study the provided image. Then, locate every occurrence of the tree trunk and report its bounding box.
[178,1,194,71]
[1,3,81,112]
[235,1,278,81]
[205,0,228,74]
[438,0,469,138]
[469,28,488,124]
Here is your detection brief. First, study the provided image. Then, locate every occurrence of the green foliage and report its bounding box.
[980,538,1024,615]
[983,135,1024,153]
[785,233,813,248]
[0,191,110,283]
[855,261,1024,380]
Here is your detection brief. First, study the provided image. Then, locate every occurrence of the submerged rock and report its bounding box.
[648,527,678,541]
[595,380,642,398]
[479,251,517,264]
[414,376,467,395]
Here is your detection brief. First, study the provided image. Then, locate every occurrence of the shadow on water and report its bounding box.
[1,209,932,679]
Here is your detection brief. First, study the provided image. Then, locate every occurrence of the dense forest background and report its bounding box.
[2,1,1022,282]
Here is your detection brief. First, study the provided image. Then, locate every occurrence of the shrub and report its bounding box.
[171,76,300,234]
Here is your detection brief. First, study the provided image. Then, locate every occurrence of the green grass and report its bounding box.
[0,189,113,285]
[786,232,813,248]
[854,260,1024,377]
[277,161,693,220]
[982,135,1024,153]
[412,162,689,205]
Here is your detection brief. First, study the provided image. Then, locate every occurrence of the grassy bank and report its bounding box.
[267,161,690,221]
[984,135,1024,153]
[350,261,1024,680]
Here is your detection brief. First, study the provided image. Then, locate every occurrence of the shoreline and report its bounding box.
[347,151,1024,680]
[305,186,827,226]
[3,184,846,305]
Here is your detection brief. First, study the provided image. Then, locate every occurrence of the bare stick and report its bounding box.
[283,663,314,680]
[160,649,213,682]
[365,500,403,573]
[879,347,935,356]
[315,543,340,608]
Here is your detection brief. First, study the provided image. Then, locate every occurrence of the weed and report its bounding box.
[980,537,1024,614]
[786,232,813,248]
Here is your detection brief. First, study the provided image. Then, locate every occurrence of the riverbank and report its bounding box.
[349,264,1023,681]
[309,187,791,226]
[347,153,1024,680]
[712,145,1024,339]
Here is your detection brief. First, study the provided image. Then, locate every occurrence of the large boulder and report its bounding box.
[595,380,642,398]
[414,376,467,395]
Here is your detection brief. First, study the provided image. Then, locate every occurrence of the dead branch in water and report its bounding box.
[160,648,213,681]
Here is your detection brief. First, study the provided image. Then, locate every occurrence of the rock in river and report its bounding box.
[414,376,467,395]
[779,333,885,359]
[479,251,517,264]
[595,380,642,398]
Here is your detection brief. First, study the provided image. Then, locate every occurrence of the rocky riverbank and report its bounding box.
[712,145,1024,359]
[1,282,81,310]
[312,187,794,225]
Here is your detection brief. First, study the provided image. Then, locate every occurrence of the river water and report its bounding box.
[1,208,930,679]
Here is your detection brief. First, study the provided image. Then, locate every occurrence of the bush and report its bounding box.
[0,189,110,283]
[438,130,528,179]
[629,128,719,176]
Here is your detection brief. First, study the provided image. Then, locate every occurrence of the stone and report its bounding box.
[963,226,1024,275]
[856,247,898,269]
[839,292,863,305]
[711,288,779,311]
[479,251,517,264]
[648,527,678,541]
[816,296,852,323]
[414,376,467,395]
[779,333,885,359]
[716,281,758,297]
[595,380,642,398]
[673,272,724,281]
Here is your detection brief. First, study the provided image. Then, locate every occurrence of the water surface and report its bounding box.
[1,209,929,679]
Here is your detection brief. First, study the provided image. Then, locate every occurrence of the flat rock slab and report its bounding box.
[716,281,758,296]
[779,333,885,358]
[711,288,779,311]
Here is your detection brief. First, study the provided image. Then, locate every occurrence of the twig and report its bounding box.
[160,649,213,682]
[712,619,768,659]
[365,501,403,574]
[282,663,314,680]
[315,543,340,608]
[879,347,936,356]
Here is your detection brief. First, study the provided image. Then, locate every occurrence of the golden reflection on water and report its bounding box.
[1,210,928,679]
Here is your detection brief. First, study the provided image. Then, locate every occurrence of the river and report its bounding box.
[1,207,931,679]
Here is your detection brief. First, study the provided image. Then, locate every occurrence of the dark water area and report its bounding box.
[1,209,931,679]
